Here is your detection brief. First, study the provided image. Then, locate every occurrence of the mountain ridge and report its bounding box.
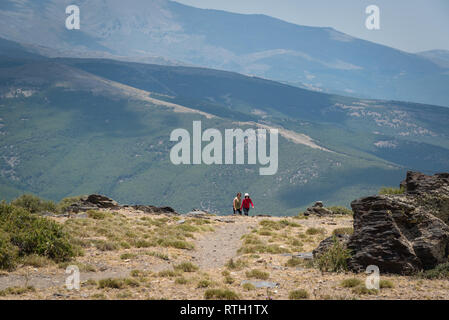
[0,0,448,106]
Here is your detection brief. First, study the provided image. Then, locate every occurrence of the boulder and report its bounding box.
[65,194,119,212]
[131,205,177,215]
[84,194,119,209]
[313,171,449,275]
[304,201,333,216]
[64,194,178,215]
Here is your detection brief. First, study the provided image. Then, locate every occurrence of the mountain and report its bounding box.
[418,50,449,69]
[1,38,449,215]
[0,0,448,107]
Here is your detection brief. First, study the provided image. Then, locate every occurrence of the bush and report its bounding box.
[225,258,247,270]
[341,278,362,288]
[306,227,326,235]
[97,278,139,289]
[11,194,57,214]
[418,262,449,279]
[288,289,309,300]
[315,236,351,272]
[87,210,107,220]
[379,279,394,289]
[328,206,353,215]
[0,203,74,265]
[204,289,240,300]
[57,196,84,212]
[352,285,378,295]
[174,262,199,272]
[285,257,302,267]
[197,279,212,288]
[379,186,405,195]
[98,278,125,289]
[0,286,35,296]
[245,269,269,280]
[242,283,255,291]
[0,233,18,271]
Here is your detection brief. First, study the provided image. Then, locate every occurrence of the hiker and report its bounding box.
[242,193,254,216]
[233,192,242,215]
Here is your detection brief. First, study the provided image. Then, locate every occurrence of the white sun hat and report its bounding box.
[245,193,249,197]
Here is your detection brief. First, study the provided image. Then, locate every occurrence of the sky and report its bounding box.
[175,0,449,53]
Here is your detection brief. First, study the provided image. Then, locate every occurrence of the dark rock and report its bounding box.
[313,171,449,275]
[64,194,178,215]
[84,194,119,209]
[65,194,119,212]
[305,201,333,216]
[132,205,177,215]
[400,171,449,194]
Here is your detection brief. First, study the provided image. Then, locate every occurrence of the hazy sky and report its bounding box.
[175,0,449,53]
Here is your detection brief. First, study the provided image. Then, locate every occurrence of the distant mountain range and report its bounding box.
[1,37,449,215]
[0,0,448,107]
[418,50,449,69]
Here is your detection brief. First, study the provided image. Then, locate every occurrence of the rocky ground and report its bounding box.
[1,204,449,300]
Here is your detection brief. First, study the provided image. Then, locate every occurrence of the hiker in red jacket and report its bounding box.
[242,193,254,216]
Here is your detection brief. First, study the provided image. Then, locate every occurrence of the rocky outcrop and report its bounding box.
[314,171,449,275]
[127,205,176,215]
[65,194,178,215]
[66,194,119,213]
[304,201,334,216]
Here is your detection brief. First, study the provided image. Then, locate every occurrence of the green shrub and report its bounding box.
[57,196,84,212]
[97,278,139,289]
[158,270,180,277]
[204,289,240,300]
[0,232,18,271]
[87,210,106,220]
[0,286,35,296]
[379,279,394,289]
[328,206,353,215]
[285,257,302,267]
[225,258,247,270]
[120,253,137,260]
[0,203,74,263]
[306,227,326,235]
[379,186,405,195]
[352,285,378,295]
[242,283,256,291]
[197,279,212,288]
[418,262,449,279]
[288,289,309,300]
[175,277,188,285]
[245,269,269,280]
[315,236,351,272]
[341,278,362,288]
[98,278,125,289]
[10,194,57,214]
[174,262,199,272]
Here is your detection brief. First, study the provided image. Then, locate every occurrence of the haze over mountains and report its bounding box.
[0,0,448,107]
[1,36,449,215]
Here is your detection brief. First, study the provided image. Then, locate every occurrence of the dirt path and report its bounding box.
[0,217,255,291]
[191,217,255,270]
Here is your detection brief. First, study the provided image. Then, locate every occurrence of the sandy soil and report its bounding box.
[1,211,448,300]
